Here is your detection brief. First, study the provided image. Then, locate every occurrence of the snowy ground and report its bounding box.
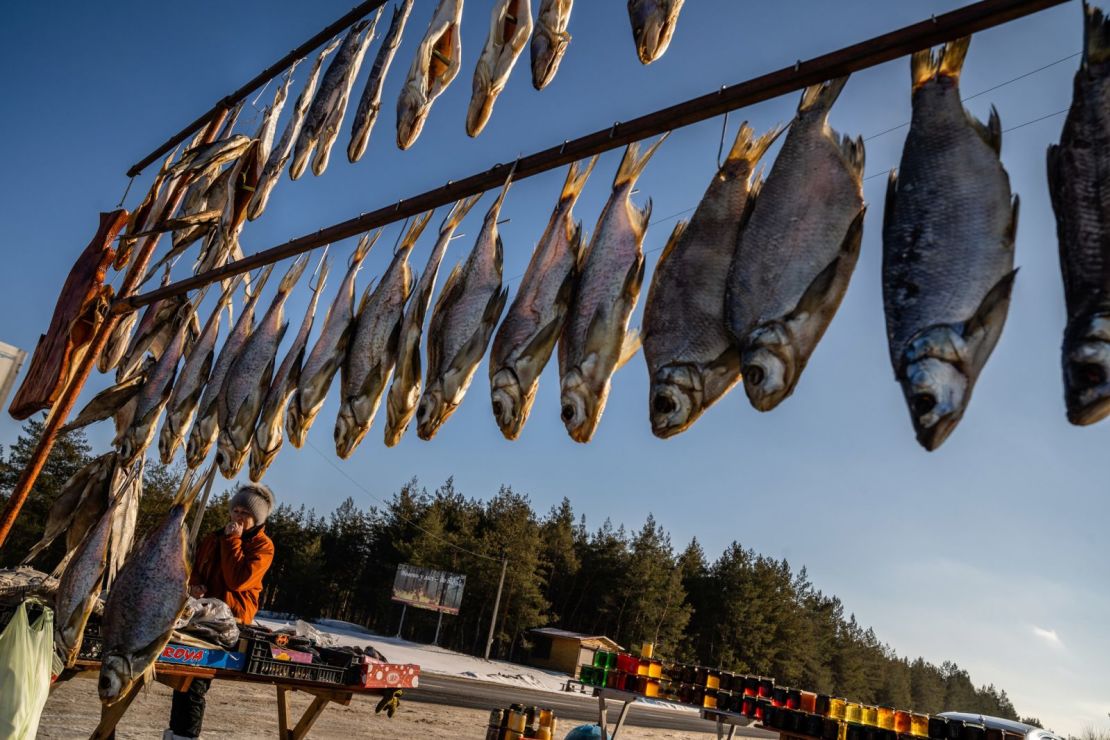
[255,615,571,693]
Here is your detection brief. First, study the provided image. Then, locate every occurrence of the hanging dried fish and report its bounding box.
[251,254,329,481]
[559,137,665,442]
[725,78,864,413]
[336,213,431,458]
[531,0,573,90]
[291,15,379,179]
[249,37,344,221]
[490,158,594,440]
[349,0,416,163]
[883,38,1019,451]
[397,0,464,150]
[287,234,378,447]
[384,196,481,446]
[1049,3,1110,426]
[466,0,533,137]
[646,123,781,438]
[627,0,685,65]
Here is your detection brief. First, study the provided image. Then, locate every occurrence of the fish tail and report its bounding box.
[488,162,518,221]
[277,254,310,295]
[441,194,484,234]
[1085,1,1110,65]
[398,211,434,254]
[310,253,331,294]
[798,77,848,116]
[613,133,669,191]
[174,462,216,512]
[724,122,786,170]
[352,229,382,267]
[560,155,599,204]
[912,37,971,89]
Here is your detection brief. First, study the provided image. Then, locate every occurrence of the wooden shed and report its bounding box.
[525,628,623,677]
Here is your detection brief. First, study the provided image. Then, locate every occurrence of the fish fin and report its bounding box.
[399,211,434,254]
[622,253,647,307]
[446,288,508,378]
[797,76,849,116]
[1006,195,1020,250]
[962,268,1018,369]
[1085,1,1110,66]
[966,105,1003,155]
[631,198,654,242]
[912,37,971,89]
[789,209,865,321]
[883,170,899,229]
[61,376,147,433]
[657,220,688,268]
[352,229,382,267]
[516,315,566,383]
[442,194,484,233]
[487,162,517,222]
[431,262,466,320]
[704,344,743,402]
[613,134,669,191]
[617,328,642,370]
[738,176,763,232]
[837,134,866,180]
[561,156,599,204]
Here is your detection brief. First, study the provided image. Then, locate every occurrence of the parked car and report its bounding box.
[937,713,1064,740]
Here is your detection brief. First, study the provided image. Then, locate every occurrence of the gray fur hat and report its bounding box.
[229,482,275,525]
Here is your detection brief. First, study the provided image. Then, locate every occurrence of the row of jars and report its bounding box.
[762,706,1025,740]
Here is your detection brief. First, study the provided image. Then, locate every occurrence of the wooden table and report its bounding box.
[591,687,758,740]
[63,659,400,740]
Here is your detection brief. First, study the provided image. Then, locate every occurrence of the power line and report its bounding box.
[304,438,501,562]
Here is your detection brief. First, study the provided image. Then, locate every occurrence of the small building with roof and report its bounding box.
[525,627,623,677]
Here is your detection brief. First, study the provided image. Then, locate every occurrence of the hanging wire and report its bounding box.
[117,176,136,209]
[716,111,731,170]
[305,438,502,562]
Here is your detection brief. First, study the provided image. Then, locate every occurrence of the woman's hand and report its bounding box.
[225,521,244,538]
[189,584,206,599]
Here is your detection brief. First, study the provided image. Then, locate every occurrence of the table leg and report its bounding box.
[290,695,331,739]
[597,694,608,740]
[611,700,633,739]
[276,686,291,740]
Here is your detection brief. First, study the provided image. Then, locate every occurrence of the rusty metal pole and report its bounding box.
[0,109,229,549]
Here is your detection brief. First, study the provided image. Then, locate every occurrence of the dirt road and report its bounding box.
[39,676,725,738]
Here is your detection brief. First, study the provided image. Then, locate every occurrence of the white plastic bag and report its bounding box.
[0,599,54,739]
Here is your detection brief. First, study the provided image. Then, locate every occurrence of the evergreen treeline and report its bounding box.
[1,421,1023,720]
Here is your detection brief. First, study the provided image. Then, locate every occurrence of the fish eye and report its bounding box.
[911,392,936,416]
[561,404,576,422]
[492,400,504,418]
[1074,362,1106,389]
[653,394,676,415]
[745,366,765,386]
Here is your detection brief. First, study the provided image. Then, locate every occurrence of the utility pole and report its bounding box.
[484,557,508,660]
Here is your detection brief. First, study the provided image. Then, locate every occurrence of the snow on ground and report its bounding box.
[255,615,570,693]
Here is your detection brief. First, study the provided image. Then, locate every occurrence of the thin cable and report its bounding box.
[861,106,1069,182]
[863,51,1079,143]
[117,176,136,209]
[305,438,501,562]
[716,111,731,170]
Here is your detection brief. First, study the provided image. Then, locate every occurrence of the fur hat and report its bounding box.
[229,483,275,525]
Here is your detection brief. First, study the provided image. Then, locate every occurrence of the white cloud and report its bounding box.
[1033,626,1063,647]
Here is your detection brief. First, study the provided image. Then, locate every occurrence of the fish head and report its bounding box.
[415,386,455,441]
[741,323,798,412]
[560,368,604,443]
[490,367,530,440]
[384,383,420,447]
[899,326,971,451]
[98,654,133,704]
[157,423,179,466]
[248,429,280,482]
[115,428,145,470]
[185,416,215,468]
[628,0,683,65]
[334,403,368,459]
[1063,314,1110,426]
[530,27,569,90]
[649,365,705,438]
[215,431,247,479]
[396,86,428,151]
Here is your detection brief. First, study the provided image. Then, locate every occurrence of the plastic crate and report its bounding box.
[243,640,345,685]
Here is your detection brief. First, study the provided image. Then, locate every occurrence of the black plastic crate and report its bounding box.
[76,621,104,661]
[243,639,345,685]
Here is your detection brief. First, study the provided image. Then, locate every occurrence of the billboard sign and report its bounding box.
[391,564,466,615]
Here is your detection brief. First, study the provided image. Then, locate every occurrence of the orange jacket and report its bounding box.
[189,525,274,624]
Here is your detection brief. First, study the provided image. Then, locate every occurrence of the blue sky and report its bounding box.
[1,1,1106,732]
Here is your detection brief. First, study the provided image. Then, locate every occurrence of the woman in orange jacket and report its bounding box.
[165,483,275,740]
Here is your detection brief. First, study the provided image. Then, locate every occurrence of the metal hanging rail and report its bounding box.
[118,0,1069,312]
[125,0,390,178]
